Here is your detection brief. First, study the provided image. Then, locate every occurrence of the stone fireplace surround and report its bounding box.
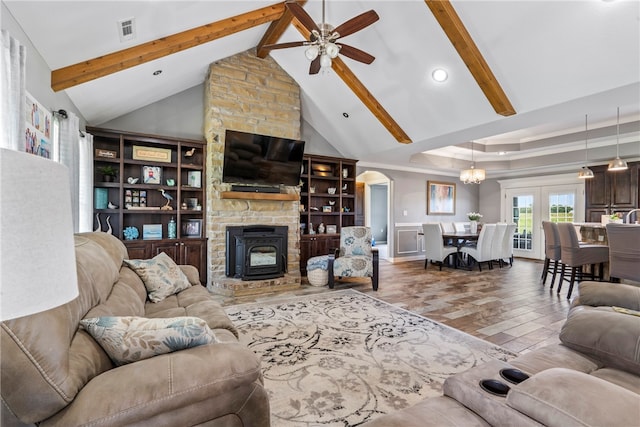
[204,49,302,296]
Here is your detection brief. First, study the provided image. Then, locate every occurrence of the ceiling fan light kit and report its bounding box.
[608,107,629,171]
[578,114,594,179]
[265,1,379,75]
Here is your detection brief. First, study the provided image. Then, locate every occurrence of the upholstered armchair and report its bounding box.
[327,226,379,291]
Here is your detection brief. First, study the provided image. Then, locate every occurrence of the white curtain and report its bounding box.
[58,112,80,232]
[1,30,26,151]
[78,132,94,232]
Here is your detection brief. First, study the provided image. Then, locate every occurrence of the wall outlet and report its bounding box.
[403,210,408,216]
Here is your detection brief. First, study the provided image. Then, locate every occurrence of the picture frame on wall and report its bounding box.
[142,166,162,184]
[427,181,456,215]
[182,219,202,238]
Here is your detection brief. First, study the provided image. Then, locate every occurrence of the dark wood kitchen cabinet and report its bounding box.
[585,162,638,222]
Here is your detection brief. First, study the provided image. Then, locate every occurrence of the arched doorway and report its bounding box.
[356,171,391,260]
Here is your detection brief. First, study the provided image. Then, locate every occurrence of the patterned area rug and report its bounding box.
[225,290,515,427]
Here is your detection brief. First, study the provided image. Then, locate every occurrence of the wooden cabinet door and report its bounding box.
[610,164,637,209]
[180,239,207,284]
[123,241,151,259]
[151,241,180,263]
[585,166,610,210]
[299,236,314,275]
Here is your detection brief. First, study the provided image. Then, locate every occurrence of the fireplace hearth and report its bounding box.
[226,225,288,280]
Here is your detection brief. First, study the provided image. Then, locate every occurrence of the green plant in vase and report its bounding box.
[98,165,118,182]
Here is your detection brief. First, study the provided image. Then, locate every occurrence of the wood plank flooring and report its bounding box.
[210,258,572,355]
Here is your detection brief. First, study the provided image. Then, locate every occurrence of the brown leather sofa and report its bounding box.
[362,280,640,426]
[1,232,270,427]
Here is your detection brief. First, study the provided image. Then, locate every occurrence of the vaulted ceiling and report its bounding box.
[4,0,640,178]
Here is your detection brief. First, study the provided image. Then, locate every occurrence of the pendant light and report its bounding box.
[460,141,486,184]
[608,107,628,171]
[577,114,594,179]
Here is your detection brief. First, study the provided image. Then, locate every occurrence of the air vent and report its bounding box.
[117,17,136,42]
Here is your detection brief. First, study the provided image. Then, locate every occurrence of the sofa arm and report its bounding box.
[560,305,640,375]
[179,264,201,286]
[42,343,269,427]
[507,368,639,427]
[573,281,640,311]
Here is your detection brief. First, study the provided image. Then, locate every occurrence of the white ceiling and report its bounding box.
[4,0,640,178]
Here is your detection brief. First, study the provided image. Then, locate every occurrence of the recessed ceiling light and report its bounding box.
[432,68,448,82]
[498,151,507,156]
[342,112,349,118]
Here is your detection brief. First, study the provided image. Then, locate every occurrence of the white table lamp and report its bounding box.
[0,148,78,321]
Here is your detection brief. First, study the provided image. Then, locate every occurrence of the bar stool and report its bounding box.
[541,221,562,288]
[605,223,640,282]
[556,223,609,299]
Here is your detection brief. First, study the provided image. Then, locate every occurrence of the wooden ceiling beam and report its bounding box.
[51,3,287,92]
[425,0,516,116]
[289,14,412,144]
[256,1,307,59]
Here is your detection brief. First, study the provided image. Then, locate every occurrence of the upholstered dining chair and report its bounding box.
[423,223,458,270]
[500,223,517,267]
[541,221,562,287]
[460,224,496,271]
[328,226,379,291]
[454,222,468,233]
[440,222,456,233]
[556,222,609,299]
[605,223,640,282]
[490,223,507,267]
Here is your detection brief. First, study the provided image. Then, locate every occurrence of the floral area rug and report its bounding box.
[224,289,515,427]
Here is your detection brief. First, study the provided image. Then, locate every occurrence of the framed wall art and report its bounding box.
[142,166,162,184]
[133,145,172,163]
[427,181,456,215]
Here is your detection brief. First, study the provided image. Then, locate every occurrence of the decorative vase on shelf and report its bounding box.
[470,220,478,234]
[318,223,325,234]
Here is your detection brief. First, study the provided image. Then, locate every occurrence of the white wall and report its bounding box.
[2,3,85,126]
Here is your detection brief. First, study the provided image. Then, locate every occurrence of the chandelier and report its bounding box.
[460,141,486,184]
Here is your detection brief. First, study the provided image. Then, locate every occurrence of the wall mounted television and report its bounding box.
[222,129,305,188]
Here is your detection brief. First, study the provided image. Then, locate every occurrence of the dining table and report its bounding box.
[441,231,480,269]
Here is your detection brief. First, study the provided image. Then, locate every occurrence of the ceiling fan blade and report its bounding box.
[338,44,375,64]
[309,57,321,75]
[262,41,306,50]
[286,2,320,35]
[333,10,379,39]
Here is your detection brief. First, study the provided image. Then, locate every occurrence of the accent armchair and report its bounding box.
[328,226,379,291]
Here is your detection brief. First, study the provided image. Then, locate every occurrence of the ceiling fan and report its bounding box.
[263,0,379,75]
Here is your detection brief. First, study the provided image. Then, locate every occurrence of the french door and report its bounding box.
[503,183,583,260]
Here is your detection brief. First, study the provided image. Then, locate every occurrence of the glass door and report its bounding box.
[505,189,540,259]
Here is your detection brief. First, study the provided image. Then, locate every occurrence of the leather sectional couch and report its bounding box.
[1,232,270,427]
[363,280,640,426]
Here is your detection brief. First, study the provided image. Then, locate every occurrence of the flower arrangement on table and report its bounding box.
[467,212,483,221]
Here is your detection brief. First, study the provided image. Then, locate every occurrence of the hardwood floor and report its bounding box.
[211,257,573,355]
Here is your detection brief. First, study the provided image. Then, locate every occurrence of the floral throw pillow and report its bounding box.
[124,252,191,302]
[80,316,217,366]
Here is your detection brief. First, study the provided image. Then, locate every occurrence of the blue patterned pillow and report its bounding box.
[124,252,191,302]
[80,316,217,366]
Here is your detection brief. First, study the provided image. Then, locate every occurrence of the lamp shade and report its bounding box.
[0,148,78,320]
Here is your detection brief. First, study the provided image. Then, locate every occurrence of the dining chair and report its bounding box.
[460,224,496,271]
[454,222,468,233]
[490,223,507,268]
[500,223,517,267]
[440,222,456,233]
[556,223,609,299]
[327,226,379,291]
[605,223,640,282]
[541,221,562,287]
[423,223,458,270]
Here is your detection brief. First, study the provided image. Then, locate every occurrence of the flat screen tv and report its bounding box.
[222,130,305,187]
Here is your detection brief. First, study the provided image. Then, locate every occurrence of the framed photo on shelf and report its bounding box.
[187,171,202,188]
[427,180,456,215]
[182,219,202,238]
[142,166,162,184]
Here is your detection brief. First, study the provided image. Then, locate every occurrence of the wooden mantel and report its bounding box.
[220,191,299,201]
